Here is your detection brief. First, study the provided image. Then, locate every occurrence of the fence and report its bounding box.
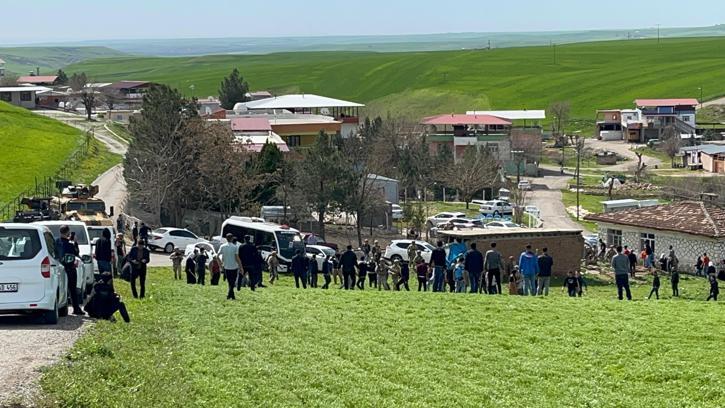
[0,130,93,221]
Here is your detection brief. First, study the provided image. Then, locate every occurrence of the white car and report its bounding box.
[391,204,403,220]
[518,180,532,190]
[149,227,207,253]
[34,221,94,297]
[524,205,541,218]
[485,221,521,229]
[183,242,217,266]
[383,239,436,263]
[497,188,511,201]
[479,200,513,216]
[0,224,69,324]
[426,212,466,227]
[435,218,484,229]
[305,245,336,270]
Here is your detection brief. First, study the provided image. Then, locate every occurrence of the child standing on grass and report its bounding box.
[508,267,518,295]
[575,271,587,297]
[648,270,660,300]
[707,270,719,301]
[563,271,578,297]
[454,258,466,293]
[416,259,428,292]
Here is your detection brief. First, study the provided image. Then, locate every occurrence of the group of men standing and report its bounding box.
[217,234,266,300]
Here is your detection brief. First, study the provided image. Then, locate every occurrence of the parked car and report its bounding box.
[524,205,541,218]
[479,201,513,216]
[183,242,217,265]
[426,212,466,227]
[583,234,599,248]
[469,199,490,206]
[302,233,337,251]
[33,220,94,297]
[391,204,403,220]
[518,180,532,190]
[149,227,207,253]
[305,245,336,270]
[497,188,511,201]
[436,218,484,229]
[0,223,69,324]
[485,221,521,229]
[383,239,436,263]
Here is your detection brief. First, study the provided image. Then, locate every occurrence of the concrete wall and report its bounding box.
[0,90,36,109]
[596,222,725,271]
[702,153,715,172]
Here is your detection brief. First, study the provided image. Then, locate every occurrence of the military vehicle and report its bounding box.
[12,197,60,223]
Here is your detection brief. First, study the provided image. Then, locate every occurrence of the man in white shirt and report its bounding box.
[218,234,242,300]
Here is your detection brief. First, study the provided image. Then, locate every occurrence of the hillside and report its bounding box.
[65,37,725,121]
[0,46,126,76]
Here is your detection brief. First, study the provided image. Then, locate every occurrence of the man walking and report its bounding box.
[56,225,84,315]
[430,241,447,292]
[218,234,241,300]
[132,222,139,244]
[612,246,632,301]
[340,245,358,290]
[238,235,262,291]
[518,244,539,296]
[138,222,150,247]
[127,239,150,299]
[465,243,484,294]
[291,250,307,289]
[94,228,114,280]
[537,247,553,296]
[484,242,503,295]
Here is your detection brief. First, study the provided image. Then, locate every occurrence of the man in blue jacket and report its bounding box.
[518,244,539,296]
[464,243,484,294]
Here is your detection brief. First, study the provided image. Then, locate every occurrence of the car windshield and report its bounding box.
[42,224,90,245]
[87,228,107,241]
[275,231,304,260]
[66,201,106,212]
[0,228,41,260]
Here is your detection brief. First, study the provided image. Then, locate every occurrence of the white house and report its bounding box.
[0,86,49,108]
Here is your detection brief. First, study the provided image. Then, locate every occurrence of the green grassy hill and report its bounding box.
[39,269,724,407]
[0,46,126,76]
[66,37,725,121]
[0,102,122,208]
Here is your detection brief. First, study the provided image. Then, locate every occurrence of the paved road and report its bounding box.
[527,170,587,232]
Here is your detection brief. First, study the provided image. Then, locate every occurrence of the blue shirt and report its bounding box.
[454,264,465,280]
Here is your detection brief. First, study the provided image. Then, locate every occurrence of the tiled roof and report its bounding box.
[421,114,511,126]
[585,201,725,238]
[634,98,698,107]
[16,75,57,84]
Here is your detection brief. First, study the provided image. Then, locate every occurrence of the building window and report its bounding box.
[286,135,301,147]
[681,115,691,122]
[485,143,499,155]
[606,229,622,247]
[19,92,31,102]
[640,233,655,252]
[0,92,10,102]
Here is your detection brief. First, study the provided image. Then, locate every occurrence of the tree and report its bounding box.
[661,125,682,167]
[253,142,285,204]
[218,68,250,110]
[56,69,68,85]
[633,151,648,183]
[548,101,570,146]
[124,84,199,225]
[68,72,96,120]
[103,89,122,113]
[68,72,87,92]
[293,132,345,240]
[0,74,18,87]
[441,146,500,209]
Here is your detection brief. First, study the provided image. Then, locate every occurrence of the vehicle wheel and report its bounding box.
[43,297,59,325]
[493,210,501,217]
[164,243,174,253]
[391,255,403,263]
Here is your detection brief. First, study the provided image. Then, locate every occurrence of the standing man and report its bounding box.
[430,241,447,292]
[114,233,126,278]
[465,243,484,294]
[169,249,184,280]
[127,239,150,299]
[518,244,539,296]
[484,242,503,295]
[406,242,418,264]
[132,222,139,245]
[238,235,262,291]
[138,222,150,247]
[627,248,637,278]
[291,250,307,289]
[340,245,358,290]
[612,246,632,301]
[56,225,84,315]
[196,247,208,286]
[94,228,114,280]
[537,247,553,296]
[308,254,319,288]
[361,239,371,260]
[218,234,241,300]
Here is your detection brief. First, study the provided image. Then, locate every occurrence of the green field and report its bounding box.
[65,37,725,120]
[39,268,723,407]
[0,46,126,76]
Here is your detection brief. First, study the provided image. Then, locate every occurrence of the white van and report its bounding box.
[221,216,305,272]
[33,221,94,297]
[0,224,69,324]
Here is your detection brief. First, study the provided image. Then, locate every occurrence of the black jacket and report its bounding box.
[238,243,259,268]
[291,254,307,274]
[464,249,484,274]
[537,254,553,277]
[95,237,113,262]
[340,250,358,273]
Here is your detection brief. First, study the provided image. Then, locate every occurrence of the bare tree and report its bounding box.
[442,146,500,209]
[510,186,528,225]
[633,151,648,183]
[0,74,18,87]
[548,101,571,147]
[661,125,682,167]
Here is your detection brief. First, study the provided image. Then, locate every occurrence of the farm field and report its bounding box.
[0,46,125,76]
[65,37,725,120]
[39,268,724,407]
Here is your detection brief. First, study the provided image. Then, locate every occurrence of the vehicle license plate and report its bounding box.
[0,283,18,292]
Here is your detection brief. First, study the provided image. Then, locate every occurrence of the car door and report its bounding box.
[43,231,67,306]
[182,230,200,246]
[168,230,187,248]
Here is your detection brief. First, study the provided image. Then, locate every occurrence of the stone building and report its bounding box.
[585,201,725,271]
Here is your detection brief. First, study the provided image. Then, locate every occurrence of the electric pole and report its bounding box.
[657,24,661,43]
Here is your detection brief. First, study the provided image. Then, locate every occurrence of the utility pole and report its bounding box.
[657,24,661,43]
[575,134,584,220]
[553,43,557,65]
[699,86,703,108]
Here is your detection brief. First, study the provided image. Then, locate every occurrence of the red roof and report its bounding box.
[107,81,151,90]
[421,114,511,126]
[230,117,272,131]
[634,98,698,107]
[16,75,57,84]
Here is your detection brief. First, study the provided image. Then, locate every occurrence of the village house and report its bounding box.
[103,81,155,109]
[585,201,725,271]
[16,75,59,86]
[421,114,513,162]
[229,117,289,152]
[679,144,725,173]
[595,98,698,143]
[0,86,49,108]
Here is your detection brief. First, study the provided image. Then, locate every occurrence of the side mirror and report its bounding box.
[109,206,115,217]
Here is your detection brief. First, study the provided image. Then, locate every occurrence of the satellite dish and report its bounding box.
[320,107,330,115]
[233,103,248,114]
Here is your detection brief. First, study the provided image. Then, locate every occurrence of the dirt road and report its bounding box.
[584,139,662,171]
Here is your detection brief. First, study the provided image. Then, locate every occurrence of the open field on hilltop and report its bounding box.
[0,102,122,206]
[65,37,725,120]
[0,46,126,76]
[39,268,723,407]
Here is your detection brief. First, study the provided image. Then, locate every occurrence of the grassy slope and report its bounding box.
[66,37,725,120]
[0,46,126,76]
[40,269,723,407]
[0,102,81,204]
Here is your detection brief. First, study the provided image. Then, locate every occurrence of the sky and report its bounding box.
[2,0,724,44]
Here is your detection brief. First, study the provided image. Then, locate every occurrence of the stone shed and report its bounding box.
[585,201,725,272]
[438,228,584,277]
